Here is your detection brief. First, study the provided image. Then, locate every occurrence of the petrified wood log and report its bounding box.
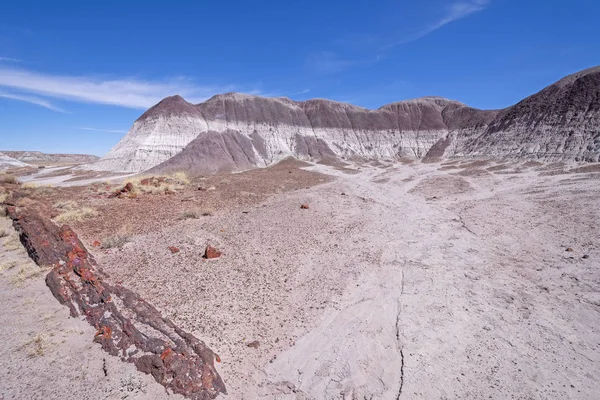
[4,195,226,399]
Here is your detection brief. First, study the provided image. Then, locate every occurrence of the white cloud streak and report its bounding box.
[80,127,127,133]
[0,92,66,112]
[0,57,21,62]
[0,66,242,109]
[390,0,490,47]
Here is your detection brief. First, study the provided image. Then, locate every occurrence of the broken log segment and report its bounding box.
[3,192,226,399]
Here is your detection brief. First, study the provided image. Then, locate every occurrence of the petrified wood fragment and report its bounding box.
[3,194,226,399]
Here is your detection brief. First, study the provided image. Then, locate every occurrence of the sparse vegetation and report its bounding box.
[23,182,55,196]
[172,171,190,185]
[0,260,18,272]
[0,229,8,238]
[101,234,131,249]
[118,172,191,196]
[0,189,9,204]
[53,201,99,223]
[22,333,51,357]
[0,174,17,184]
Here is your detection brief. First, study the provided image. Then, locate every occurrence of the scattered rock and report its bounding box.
[582,254,589,259]
[91,240,101,247]
[204,245,221,259]
[565,247,574,252]
[300,204,309,209]
[341,192,346,196]
[108,182,134,199]
[168,246,180,254]
[247,340,260,349]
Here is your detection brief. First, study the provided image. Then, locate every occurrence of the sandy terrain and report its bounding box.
[2,158,599,399]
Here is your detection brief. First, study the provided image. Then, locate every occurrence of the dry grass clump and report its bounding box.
[11,265,45,287]
[0,260,18,272]
[0,174,18,184]
[121,172,191,196]
[0,229,8,238]
[22,334,51,357]
[172,171,190,185]
[101,234,131,249]
[0,188,10,203]
[22,182,55,196]
[53,200,99,223]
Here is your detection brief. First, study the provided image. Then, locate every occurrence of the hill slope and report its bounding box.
[84,66,600,173]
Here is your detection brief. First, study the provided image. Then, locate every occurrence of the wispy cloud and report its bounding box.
[80,127,127,133]
[0,91,66,112]
[0,66,250,109]
[290,88,310,96]
[0,57,21,63]
[387,0,490,48]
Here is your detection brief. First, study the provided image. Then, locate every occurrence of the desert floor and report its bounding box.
[1,159,599,399]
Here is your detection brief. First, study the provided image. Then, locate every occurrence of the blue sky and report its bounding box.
[0,0,598,156]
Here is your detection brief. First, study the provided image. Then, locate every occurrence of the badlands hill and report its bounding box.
[0,152,29,170]
[2,151,100,165]
[85,66,600,174]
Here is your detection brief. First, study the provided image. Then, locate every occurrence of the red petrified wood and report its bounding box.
[204,245,221,259]
[3,193,226,399]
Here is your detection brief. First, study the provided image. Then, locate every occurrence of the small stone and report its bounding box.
[582,254,589,259]
[204,245,221,259]
[565,247,574,252]
[168,246,180,254]
[341,192,346,196]
[300,204,309,209]
[247,340,260,349]
[92,240,101,247]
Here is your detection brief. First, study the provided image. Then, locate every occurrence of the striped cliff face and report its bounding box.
[83,66,600,174]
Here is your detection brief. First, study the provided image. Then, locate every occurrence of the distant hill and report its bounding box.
[83,66,600,174]
[0,152,30,170]
[2,151,99,165]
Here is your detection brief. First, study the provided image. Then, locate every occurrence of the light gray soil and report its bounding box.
[2,159,599,399]
[91,160,600,399]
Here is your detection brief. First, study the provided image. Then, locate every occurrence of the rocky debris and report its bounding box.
[4,191,226,399]
[566,247,574,252]
[91,240,101,247]
[168,246,180,254]
[108,182,134,199]
[246,341,260,349]
[300,204,309,209]
[582,254,589,259]
[204,245,221,259]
